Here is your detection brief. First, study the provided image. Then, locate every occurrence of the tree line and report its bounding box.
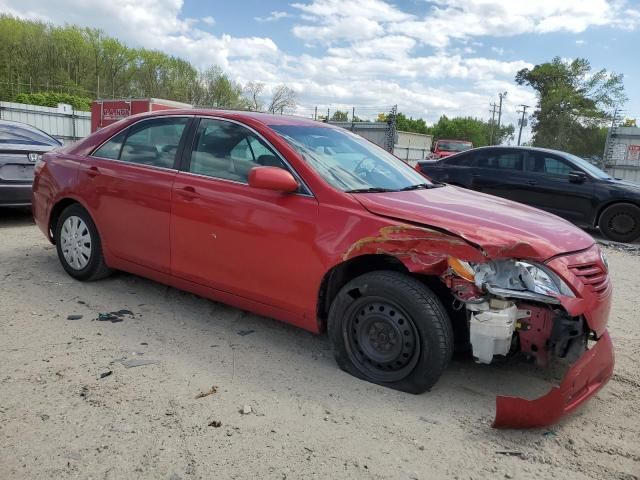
[0,15,296,113]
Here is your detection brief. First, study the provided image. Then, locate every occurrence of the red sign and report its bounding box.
[628,144,640,162]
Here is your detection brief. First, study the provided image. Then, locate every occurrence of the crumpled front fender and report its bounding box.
[493,331,614,428]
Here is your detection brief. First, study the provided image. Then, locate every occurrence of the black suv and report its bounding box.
[416,146,640,242]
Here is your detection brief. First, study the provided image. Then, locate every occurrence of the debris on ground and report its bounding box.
[97,313,123,323]
[598,240,640,255]
[98,370,112,379]
[543,431,557,438]
[495,451,524,457]
[96,309,135,323]
[240,405,252,415]
[66,314,83,320]
[119,358,159,368]
[195,386,218,399]
[237,329,255,336]
[208,420,222,428]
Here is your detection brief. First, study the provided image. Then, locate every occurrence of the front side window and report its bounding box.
[189,119,287,182]
[527,154,573,176]
[270,125,433,192]
[92,117,188,168]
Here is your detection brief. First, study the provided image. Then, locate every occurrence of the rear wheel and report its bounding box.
[328,271,453,393]
[598,203,640,243]
[55,204,112,281]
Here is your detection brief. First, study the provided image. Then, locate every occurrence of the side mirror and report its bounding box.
[568,170,586,184]
[248,166,299,193]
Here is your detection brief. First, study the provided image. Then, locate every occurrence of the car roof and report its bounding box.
[139,108,331,128]
[463,145,571,156]
[437,139,473,143]
[0,119,62,145]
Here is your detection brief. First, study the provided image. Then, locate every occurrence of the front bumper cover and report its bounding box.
[493,330,614,428]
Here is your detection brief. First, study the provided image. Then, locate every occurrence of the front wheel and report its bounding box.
[55,204,112,281]
[598,203,640,243]
[328,271,453,393]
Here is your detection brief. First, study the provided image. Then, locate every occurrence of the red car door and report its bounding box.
[170,118,321,316]
[79,116,190,273]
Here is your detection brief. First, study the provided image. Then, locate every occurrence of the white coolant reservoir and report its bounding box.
[469,303,518,364]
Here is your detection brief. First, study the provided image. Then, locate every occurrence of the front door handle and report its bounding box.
[177,186,200,200]
[86,165,99,178]
[527,180,537,186]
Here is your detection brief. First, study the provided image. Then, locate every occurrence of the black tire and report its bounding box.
[55,204,112,281]
[598,203,640,243]
[328,271,453,394]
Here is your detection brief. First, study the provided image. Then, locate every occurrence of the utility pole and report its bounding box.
[516,104,530,146]
[497,91,507,132]
[489,103,498,145]
[352,106,355,122]
[314,106,317,121]
[326,108,330,123]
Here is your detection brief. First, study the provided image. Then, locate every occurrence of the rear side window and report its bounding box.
[445,153,474,166]
[92,118,189,168]
[477,151,523,171]
[93,132,126,159]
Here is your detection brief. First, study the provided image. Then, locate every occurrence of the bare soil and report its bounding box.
[1,208,638,479]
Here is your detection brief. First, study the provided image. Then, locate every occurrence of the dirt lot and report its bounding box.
[0,208,638,480]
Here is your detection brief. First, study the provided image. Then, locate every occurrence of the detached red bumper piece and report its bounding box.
[493,331,614,429]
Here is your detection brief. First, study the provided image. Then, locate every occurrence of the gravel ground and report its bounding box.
[0,208,638,480]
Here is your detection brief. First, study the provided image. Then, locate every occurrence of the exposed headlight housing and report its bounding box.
[448,257,575,303]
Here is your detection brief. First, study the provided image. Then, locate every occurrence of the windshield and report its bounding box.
[0,123,61,146]
[437,141,472,152]
[270,125,433,192]
[563,152,611,179]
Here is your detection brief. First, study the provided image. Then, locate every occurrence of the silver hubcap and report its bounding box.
[61,216,92,270]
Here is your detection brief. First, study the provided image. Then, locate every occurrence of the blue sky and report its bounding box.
[1,0,639,137]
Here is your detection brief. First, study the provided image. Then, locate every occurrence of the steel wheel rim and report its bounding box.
[609,212,636,235]
[60,216,92,270]
[343,297,421,383]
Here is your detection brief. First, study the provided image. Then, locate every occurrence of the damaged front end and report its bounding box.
[343,224,614,428]
[443,248,614,428]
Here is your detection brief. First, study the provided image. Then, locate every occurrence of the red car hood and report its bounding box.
[354,185,594,261]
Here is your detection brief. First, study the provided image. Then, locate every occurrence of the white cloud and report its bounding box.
[0,0,635,124]
[255,11,291,23]
[384,0,638,48]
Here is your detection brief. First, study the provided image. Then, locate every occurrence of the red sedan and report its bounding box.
[32,110,614,428]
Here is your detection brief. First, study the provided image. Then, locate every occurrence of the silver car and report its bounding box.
[0,120,61,206]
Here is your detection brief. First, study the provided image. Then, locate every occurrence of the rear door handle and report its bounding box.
[527,180,537,186]
[177,186,200,200]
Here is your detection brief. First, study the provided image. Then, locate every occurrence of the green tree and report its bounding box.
[515,57,626,158]
[330,110,349,121]
[395,113,429,134]
[428,115,514,146]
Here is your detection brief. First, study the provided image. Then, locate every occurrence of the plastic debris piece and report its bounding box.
[119,358,159,368]
[195,386,218,399]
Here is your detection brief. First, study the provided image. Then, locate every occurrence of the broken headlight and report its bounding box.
[448,258,575,302]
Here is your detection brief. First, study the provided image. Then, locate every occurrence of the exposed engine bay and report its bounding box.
[443,257,589,368]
